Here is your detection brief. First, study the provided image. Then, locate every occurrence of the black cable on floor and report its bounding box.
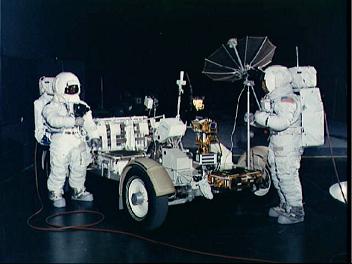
[324,113,347,203]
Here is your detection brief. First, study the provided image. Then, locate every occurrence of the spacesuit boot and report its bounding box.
[49,190,66,208]
[71,187,94,202]
[277,206,305,224]
[268,203,286,218]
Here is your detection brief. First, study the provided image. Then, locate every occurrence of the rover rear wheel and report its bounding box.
[238,146,271,196]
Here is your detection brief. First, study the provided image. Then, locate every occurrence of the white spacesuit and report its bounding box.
[42,72,101,208]
[254,65,305,224]
[34,76,55,145]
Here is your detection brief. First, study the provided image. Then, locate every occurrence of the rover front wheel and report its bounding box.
[123,166,168,231]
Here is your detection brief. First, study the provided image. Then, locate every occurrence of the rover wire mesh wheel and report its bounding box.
[237,146,271,196]
[123,166,168,231]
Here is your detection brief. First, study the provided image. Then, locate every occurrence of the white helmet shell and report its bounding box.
[39,76,55,95]
[54,72,81,103]
[264,65,292,93]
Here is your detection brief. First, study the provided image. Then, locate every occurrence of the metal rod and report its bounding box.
[250,85,261,110]
[176,71,185,120]
[247,83,250,169]
[250,36,268,66]
[226,40,244,72]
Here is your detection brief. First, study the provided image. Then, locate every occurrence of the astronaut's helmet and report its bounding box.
[263,65,292,94]
[54,72,81,103]
[39,76,55,96]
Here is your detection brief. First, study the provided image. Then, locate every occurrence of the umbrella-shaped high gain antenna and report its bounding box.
[202,36,276,169]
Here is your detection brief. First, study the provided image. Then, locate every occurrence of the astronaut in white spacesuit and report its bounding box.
[42,72,101,208]
[254,65,304,224]
[34,76,55,145]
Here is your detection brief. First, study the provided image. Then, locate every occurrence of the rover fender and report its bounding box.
[118,157,175,209]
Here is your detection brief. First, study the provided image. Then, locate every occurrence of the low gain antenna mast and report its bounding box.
[176,71,186,120]
[296,46,299,67]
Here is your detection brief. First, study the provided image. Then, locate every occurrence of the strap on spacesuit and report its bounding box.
[51,127,81,135]
[271,127,302,136]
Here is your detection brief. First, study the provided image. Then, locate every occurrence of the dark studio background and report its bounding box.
[0,0,349,171]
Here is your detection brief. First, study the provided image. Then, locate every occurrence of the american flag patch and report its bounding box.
[281,96,295,103]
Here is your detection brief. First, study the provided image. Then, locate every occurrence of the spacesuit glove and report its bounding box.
[244,112,254,125]
[75,117,85,127]
[254,111,269,127]
[90,138,102,150]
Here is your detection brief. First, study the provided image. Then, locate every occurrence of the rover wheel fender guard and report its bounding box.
[237,145,271,196]
[237,145,269,167]
[118,157,175,209]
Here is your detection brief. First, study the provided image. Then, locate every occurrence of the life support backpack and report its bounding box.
[34,77,55,145]
[289,66,325,147]
[34,95,52,145]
